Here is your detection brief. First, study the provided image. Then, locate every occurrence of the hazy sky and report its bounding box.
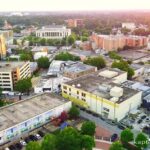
[0,0,150,11]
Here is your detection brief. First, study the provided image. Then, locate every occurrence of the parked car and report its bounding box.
[141,115,147,120]
[137,119,143,124]
[111,133,118,142]
[25,137,32,143]
[29,135,38,141]
[35,134,41,140]
[38,130,45,137]
[8,145,16,150]
[14,143,23,150]
[20,140,27,146]
[5,148,10,150]
[106,119,116,126]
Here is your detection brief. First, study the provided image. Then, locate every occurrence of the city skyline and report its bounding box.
[0,0,150,11]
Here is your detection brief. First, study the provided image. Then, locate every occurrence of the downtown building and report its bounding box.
[0,93,71,145]
[36,25,71,39]
[91,32,148,51]
[0,34,7,59]
[0,61,31,91]
[61,68,142,121]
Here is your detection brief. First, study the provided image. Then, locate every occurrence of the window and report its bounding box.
[64,91,67,94]
[103,107,109,112]
[63,86,67,90]
[77,91,79,95]
[82,93,86,97]
[82,98,86,101]
[69,88,71,91]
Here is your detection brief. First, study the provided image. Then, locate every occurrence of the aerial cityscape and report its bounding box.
[0,0,150,150]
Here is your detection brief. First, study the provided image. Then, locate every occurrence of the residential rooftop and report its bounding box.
[0,93,68,131]
[65,74,139,104]
[0,61,28,72]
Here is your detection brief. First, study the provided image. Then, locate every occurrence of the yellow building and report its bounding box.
[61,69,142,121]
[0,61,31,90]
[0,34,6,58]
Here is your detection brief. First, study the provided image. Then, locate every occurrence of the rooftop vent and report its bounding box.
[77,84,81,88]
[110,86,123,98]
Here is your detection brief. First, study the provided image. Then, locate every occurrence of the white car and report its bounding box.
[5,148,10,150]
[35,134,41,140]
[20,140,27,146]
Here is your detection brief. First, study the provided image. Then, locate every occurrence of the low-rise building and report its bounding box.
[0,61,31,91]
[0,93,71,145]
[61,69,141,121]
[36,25,71,39]
[64,62,97,79]
[65,19,84,28]
[122,22,136,30]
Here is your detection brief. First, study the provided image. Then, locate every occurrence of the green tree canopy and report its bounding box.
[26,141,41,150]
[55,52,80,61]
[69,105,80,118]
[81,121,96,136]
[109,141,124,150]
[15,78,32,93]
[37,57,50,69]
[81,135,95,150]
[120,128,134,143]
[56,127,82,150]
[135,133,149,149]
[84,56,106,69]
[111,60,134,79]
[41,134,56,150]
[20,51,33,61]
[108,51,122,60]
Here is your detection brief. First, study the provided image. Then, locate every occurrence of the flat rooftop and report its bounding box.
[64,62,96,73]
[65,74,139,104]
[0,61,28,72]
[0,93,68,131]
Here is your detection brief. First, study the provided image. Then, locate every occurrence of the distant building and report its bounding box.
[0,34,6,58]
[122,22,136,30]
[91,33,148,51]
[0,30,13,45]
[36,25,71,39]
[62,68,141,121]
[0,93,71,145]
[80,41,92,51]
[0,61,31,91]
[66,19,84,28]
[3,20,13,30]
[33,52,48,60]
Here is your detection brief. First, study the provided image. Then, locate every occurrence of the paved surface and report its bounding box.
[80,110,122,135]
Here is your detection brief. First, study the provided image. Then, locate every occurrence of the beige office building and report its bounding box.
[0,61,31,90]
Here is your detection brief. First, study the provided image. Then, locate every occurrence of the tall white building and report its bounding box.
[36,25,71,39]
[122,23,136,30]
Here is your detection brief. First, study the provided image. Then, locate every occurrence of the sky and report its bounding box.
[0,0,150,11]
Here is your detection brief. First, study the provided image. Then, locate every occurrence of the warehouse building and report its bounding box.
[62,70,142,121]
[0,93,71,145]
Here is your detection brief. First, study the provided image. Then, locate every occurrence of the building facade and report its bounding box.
[91,33,148,51]
[0,61,31,90]
[36,25,71,39]
[66,19,84,28]
[0,34,6,58]
[0,93,72,145]
[61,69,142,121]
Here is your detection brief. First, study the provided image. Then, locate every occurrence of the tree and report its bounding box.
[69,105,80,118]
[67,35,75,45]
[15,78,32,94]
[37,57,50,69]
[108,51,122,60]
[84,56,106,69]
[40,38,46,46]
[20,53,33,61]
[41,134,56,150]
[13,39,17,45]
[109,141,124,150]
[26,141,41,150]
[55,52,80,61]
[111,60,134,79]
[81,135,95,150]
[135,133,149,149]
[120,128,134,143]
[59,111,68,122]
[56,127,82,150]
[81,121,96,136]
